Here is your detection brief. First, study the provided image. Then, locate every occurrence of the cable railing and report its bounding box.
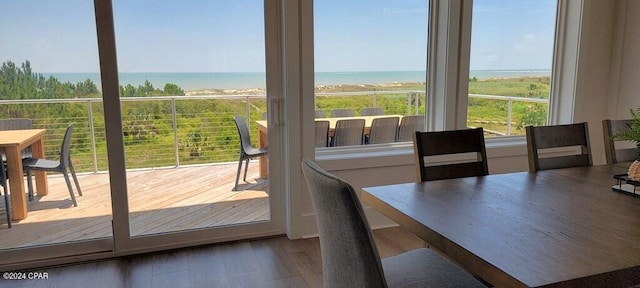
[0,91,548,173]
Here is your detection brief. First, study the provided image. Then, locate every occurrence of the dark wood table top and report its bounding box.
[362,164,640,288]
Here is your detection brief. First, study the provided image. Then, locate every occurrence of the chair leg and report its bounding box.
[69,162,82,196]
[233,155,244,191]
[3,184,10,228]
[243,158,250,181]
[26,171,34,201]
[62,170,78,207]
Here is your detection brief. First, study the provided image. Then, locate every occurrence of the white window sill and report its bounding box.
[315,135,528,171]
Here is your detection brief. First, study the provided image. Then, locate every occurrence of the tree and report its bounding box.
[163,83,185,96]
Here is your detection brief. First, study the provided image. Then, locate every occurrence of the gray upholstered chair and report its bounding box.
[22,123,82,206]
[413,128,488,182]
[1,161,11,228]
[331,119,364,147]
[602,119,637,164]
[361,107,384,116]
[315,120,330,148]
[232,116,268,191]
[300,159,486,288]
[368,116,399,144]
[525,122,592,172]
[396,115,425,142]
[330,108,355,118]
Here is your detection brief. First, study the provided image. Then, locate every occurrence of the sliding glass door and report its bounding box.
[0,0,284,267]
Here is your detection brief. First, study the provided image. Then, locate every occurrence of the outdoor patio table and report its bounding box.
[0,129,48,220]
[255,115,402,178]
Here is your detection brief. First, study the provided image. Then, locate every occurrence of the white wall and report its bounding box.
[611,0,640,117]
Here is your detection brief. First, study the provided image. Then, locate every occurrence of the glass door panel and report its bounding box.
[112,0,271,237]
[0,0,113,264]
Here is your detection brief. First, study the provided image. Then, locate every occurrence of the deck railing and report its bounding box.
[0,91,548,173]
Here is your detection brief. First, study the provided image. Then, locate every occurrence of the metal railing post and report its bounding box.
[373,88,377,108]
[87,100,98,173]
[172,98,179,167]
[407,92,413,115]
[507,98,513,135]
[246,95,251,120]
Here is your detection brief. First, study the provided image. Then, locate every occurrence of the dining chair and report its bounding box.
[396,115,425,142]
[367,116,399,144]
[525,122,592,172]
[315,120,330,148]
[602,119,637,164]
[300,159,486,288]
[315,109,327,118]
[0,118,34,159]
[330,108,355,118]
[23,123,82,206]
[413,128,489,182]
[361,107,384,116]
[331,119,365,147]
[232,115,268,191]
[1,161,11,228]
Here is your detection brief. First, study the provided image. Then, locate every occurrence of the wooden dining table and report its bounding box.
[362,164,640,287]
[0,129,48,220]
[255,115,402,178]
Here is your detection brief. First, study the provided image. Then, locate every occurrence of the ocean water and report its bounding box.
[46,70,551,91]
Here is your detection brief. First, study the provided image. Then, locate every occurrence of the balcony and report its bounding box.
[0,91,548,249]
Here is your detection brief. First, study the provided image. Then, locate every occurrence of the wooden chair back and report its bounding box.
[602,119,637,164]
[413,128,488,181]
[525,122,592,171]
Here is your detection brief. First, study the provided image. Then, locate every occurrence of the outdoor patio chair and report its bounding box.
[331,119,364,147]
[526,122,592,171]
[22,123,82,206]
[1,161,11,228]
[396,115,425,142]
[315,120,330,148]
[413,128,488,182]
[232,115,268,191]
[361,107,384,116]
[330,108,355,118]
[602,119,637,164]
[367,116,399,144]
[300,159,486,288]
[315,109,327,118]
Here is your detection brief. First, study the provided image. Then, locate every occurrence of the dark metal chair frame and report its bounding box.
[22,123,82,206]
[232,116,268,191]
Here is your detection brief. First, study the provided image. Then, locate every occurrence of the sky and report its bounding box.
[0,0,556,73]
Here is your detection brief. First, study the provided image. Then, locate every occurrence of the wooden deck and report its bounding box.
[0,162,269,250]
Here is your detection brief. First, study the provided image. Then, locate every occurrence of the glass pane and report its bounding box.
[314,1,429,146]
[112,0,269,236]
[0,1,113,252]
[468,0,557,136]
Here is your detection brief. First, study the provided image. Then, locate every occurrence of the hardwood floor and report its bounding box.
[0,227,424,288]
[0,162,268,250]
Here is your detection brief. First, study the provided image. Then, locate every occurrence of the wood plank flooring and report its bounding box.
[0,227,424,288]
[0,162,268,250]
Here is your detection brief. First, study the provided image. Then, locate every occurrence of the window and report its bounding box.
[467,0,558,137]
[313,0,429,147]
